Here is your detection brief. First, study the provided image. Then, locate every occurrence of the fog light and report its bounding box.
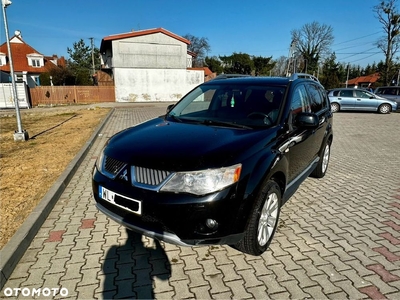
[205,219,218,229]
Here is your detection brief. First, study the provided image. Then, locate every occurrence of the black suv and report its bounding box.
[92,73,333,256]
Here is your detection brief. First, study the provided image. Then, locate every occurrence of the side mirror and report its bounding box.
[166,104,174,113]
[295,112,319,129]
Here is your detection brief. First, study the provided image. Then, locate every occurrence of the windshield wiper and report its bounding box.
[201,119,252,129]
[167,114,183,122]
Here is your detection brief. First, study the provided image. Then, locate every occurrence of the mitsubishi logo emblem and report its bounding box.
[119,169,128,181]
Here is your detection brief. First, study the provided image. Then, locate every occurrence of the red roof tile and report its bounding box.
[0,35,63,74]
[347,73,380,85]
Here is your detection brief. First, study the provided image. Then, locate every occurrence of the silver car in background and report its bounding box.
[328,88,397,114]
[374,86,400,108]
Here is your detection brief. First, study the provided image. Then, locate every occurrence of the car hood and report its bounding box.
[104,117,275,171]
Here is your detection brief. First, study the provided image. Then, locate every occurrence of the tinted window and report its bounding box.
[290,84,310,114]
[376,87,399,95]
[307,84,326,113]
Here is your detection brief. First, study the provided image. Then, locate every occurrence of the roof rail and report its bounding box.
[213,74,252,80]
[289,73,319,82]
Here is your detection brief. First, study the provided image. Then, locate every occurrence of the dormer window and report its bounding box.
[27,53,44,68]
[0,53,5,66]
[31,59,41,67]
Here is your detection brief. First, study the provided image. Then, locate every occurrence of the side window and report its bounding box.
[379,87,398,95]
[290,84,311,129]
[354,90,372,98]
[306,84,326,113]
[339,90,353,97]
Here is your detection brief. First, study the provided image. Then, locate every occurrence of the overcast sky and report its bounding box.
[1,0,386,67]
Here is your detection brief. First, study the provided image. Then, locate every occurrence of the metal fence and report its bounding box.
[29,86,115,106]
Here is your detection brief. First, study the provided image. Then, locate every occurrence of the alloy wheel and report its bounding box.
[322,144,330,174]
[257,192,279,247]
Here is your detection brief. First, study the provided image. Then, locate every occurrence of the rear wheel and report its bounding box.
[331,103,340,113]
[235,180,281,256]
[311,142,330,178]
[378,104,391,114]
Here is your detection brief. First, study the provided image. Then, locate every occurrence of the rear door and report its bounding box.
[306,83,330,157]
[338,89,356,109]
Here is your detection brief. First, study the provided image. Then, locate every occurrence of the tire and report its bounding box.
[331,102,340,113]
[235,180,281,256]
[311,141,330,178]
[378,104,391,114]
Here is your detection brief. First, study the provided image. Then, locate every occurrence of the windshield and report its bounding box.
[168,83,285,128]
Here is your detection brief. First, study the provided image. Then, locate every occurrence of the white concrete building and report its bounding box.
[100,28,204,102]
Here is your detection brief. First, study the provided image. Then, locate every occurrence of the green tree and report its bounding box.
[67,39,100,85]
[183,34,211,67]
[204,56,224,74]
[219,53,253,74]
[253,55,275,76]
[319,53,341,89]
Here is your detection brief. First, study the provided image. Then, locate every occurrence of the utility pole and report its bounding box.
[346,64,350,88]
[90,37,95,75]
[2,0,29,141]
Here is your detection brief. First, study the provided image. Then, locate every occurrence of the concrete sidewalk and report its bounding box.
[1,106,399,299]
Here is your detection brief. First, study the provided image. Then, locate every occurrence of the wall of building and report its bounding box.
[112,33,187,69]
[114,68,204,102]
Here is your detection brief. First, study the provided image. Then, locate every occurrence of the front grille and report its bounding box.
[104,156,126,178]
[134,166,171,186]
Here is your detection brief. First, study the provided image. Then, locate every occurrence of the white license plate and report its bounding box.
[99,186,142,215]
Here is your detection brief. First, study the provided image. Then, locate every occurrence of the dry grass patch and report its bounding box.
[0,106,110,249]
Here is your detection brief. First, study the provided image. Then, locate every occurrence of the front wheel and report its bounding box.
[378,104,391,114]
[235,180,281,256]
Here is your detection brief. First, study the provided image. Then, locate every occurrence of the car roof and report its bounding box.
[206,73,321,87]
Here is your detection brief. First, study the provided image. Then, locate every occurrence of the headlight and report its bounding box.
[160,164,242,195]
[95,147,106,174]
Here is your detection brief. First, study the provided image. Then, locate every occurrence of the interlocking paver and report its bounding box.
[1,104,399,299]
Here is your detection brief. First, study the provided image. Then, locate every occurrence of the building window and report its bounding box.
[31,59,41,67]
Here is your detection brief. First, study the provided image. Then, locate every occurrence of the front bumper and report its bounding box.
[92,169,248,246]
[96,202,243,246]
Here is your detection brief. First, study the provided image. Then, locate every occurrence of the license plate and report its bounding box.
[99,186,142,215]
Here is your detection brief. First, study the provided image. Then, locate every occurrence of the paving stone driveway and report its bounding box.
[1,105,399,299]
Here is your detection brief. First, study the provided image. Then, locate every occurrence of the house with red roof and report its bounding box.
[345,73,380,89]
[0,31,65,88]
[99,27,205,102]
